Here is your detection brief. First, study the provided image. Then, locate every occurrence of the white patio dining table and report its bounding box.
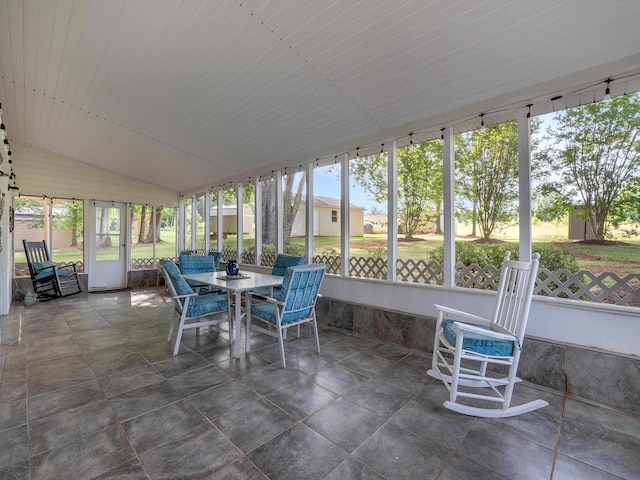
[181,271,283,358]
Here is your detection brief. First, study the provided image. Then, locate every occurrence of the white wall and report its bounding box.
[13,144,178,207]
[319,275,640,357]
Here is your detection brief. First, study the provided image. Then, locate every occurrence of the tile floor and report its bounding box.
[1,289,639,480]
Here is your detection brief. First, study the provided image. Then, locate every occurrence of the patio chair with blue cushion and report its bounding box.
[23,239,82,300]
[178,253,221,293]
[252,253,305,298]
[159,259,231,356]
[246,263,326,368]
[427,252,547,418]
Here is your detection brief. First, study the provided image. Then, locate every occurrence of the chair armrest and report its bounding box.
[434,304,490,326]
[173,293,198,300]
[453,321,517,342]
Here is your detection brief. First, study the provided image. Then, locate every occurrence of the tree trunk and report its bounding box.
[471,202,477,237]
[138,205,147,243]
[262,180,277,246]
[144,207,163,243]
[98,207,112,248]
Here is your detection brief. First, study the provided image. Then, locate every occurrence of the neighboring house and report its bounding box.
[291,195,364,237]
[209,205,254,234]
[363,214,388,234]
[14,208,75,250]
[568,210,598,241]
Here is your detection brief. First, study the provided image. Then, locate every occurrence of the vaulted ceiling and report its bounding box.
[1,0,640,195]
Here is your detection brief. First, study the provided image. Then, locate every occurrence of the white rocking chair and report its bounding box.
[427,252,547,418]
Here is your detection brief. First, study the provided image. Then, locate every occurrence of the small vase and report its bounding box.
[226,260,239,276]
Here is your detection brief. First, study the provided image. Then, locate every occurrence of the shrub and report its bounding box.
[428,241,579,273]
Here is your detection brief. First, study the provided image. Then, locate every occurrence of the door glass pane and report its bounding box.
[96,206,120,261]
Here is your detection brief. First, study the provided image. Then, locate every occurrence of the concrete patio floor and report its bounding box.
[1,288,639,479]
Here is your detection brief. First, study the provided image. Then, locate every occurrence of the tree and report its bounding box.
[455,122,520,239]
[53,200,83,247]
[539,94,640,241]
[350,141,443,239]
[261,174,304,246]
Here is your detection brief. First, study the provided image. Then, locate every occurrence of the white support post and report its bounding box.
[305,163,314,263]
[443,127,456,287]
[178,197,186,253]
[152,206,157,263]
[254,177,262,266]
[217,189,224,252]
[341,153,350,276]
[237,182,244,262]
[275,171,283,254]
[518,107,533,262]
[387,141,398,281]
[204,193,211,254]
[190,194,197,252]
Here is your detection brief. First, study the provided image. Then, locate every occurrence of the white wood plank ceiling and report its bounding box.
[1,0,640,194]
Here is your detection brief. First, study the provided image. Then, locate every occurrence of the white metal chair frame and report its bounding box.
[246,264,326,368]
[427,252,547,418]
[160,261,232,356]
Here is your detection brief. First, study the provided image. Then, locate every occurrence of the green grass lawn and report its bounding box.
[16,223,640,277]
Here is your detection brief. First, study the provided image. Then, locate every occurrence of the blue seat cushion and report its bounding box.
[187,293,228,317]
[179,255,217,274]
[251,302,312,325]
[443,319,514,357]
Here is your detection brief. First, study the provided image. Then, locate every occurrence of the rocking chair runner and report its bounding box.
[23,240,82,300]
[427,252,547,418]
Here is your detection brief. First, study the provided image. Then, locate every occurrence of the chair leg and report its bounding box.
[168,309,179,341]
[276,324,287,369]
[312,314,321,355]
[173,314,187,356]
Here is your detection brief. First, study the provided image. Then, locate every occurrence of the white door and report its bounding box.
[87,202,127,291]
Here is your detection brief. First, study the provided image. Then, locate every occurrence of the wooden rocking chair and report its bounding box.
[427,252,547,418]
[23,240,82,300]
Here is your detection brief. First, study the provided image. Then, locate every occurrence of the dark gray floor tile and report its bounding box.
[214,398,297,453]
[438,452,508,480]
[364,343,412,362]
[167,365,233,397]
[308,363,369,395]
[29,426,134,480]
[85,344,150,377]
[396,350,432,371]
[239,363,308,395]
[390,384,474,449]
[354,422,451,480]
[557,399,640,479]
[108,381,182,421]
[552,453,624,480]
[215,354,272,378]
[333,335,381,351]
[29,399,118,456]
[266,377,338,420]
[478,384,563,449]
[457,421,554,480]
[305,397,387,453]
[324,457,387,480]
[0,424,27,472]
[0,397,26,431]
[338,352,392,377]
[28,379,105,420]
[316,341,361,362]
[140,425,241,479]
[98,364,165,398]
[90,458,148,480]
[152,351,210,378]
[343,378,414,419]
[27,353,95,396]
[0,460,29,480]
[249,424,347,480]
[280,351,334,376]
[376,361,432,395]
[206,457,268,480]
[189,381,261,420]
[122,399,206,453]
[196,344,235,364]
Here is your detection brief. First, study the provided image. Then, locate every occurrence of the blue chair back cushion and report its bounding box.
[252,264,325,324]
[271,254,305,277]
[162,260,194,296]
[442,319,514,357]
[179,254,218,274]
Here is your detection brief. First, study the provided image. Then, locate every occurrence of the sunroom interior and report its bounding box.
[1,1,640,478]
